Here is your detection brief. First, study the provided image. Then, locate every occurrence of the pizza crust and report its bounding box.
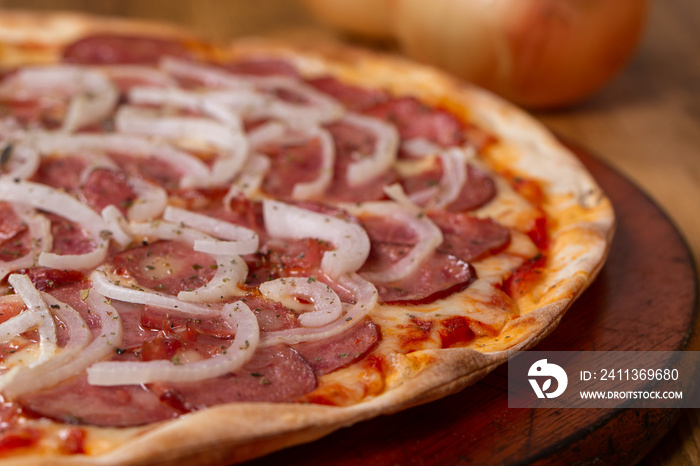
[0,10,209,67]
[0,13,614,465]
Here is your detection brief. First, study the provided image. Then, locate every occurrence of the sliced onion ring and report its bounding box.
[104,218,252,303]
[344,113,399,187]
[2,290,123,398]
[0,140,40,181]
[0,205,52,280]
[160,58,344,124]
[408,147,473,209]
[260,273,377,346]
[0,293,93,399]
[259,277,342,327]
[346,201,443,283]
[100,205,132,248]
[86,301,259,385]
[125,177,168,222]
[163,206,259,253]
[0,180,108,271]
[128,86,241,128]
[4,274,57,367]
[223,154,270,202]
[90,267,221,316]
[115,106,249,188]
[291,126,335,200]
[97,65,178,88]
[0,65,118,133]
[248,122,335,200]
[263,200,370,278]
[178,255,248,302]
[160,57,254,89]
[32,132,211,190]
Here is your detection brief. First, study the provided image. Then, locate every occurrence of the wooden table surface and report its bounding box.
[0,0,698,464]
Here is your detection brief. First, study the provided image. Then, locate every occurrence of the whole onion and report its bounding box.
[301,0,648,108]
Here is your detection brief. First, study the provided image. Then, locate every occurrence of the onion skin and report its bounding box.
[302,0,648,108]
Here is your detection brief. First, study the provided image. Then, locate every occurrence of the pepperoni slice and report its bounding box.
[224,59,300,78]
[428,211,511,262]
[361,243,476,303]
[0,202,30,261]
[245,238,331,287]
[151,346,317,410]
[402,163,497,212]
[323,120,397,203]
[47,214,94,256]
[31,157,87,191]
[19,375,180,427]
[364,96,464,147]
[259,137,325,199]
[308,76,389,111]
[294,319,380,375]
[81,168,137,216]
[62,34,190,65]
[111,240,217,295]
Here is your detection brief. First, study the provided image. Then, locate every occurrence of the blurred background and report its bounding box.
[0,0,698,464]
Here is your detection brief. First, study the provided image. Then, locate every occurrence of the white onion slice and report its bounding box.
[129,219,211,245]
[87,301,259,385]
[125,177,168,222]
[0,205,52,280]
[163,206,259,252]
[178,255,248,302]
[0,293,93,398]
[243,76,344,125]
[346,201,443,283]
[259,277,342,327]
[100,205,132,248]
[32,133,211,189]
[0,306,45,344]
[115,106,249,187]
[408,147,472,209]
[128,86,242,128]
[128,219,251,301]
[401,137,442,158]
[97,65,178,88]
[0,66,118,132]
[115,105,240,149]
[0,179,108,270]
[90,267,221,316]
[160,58,343,124]
[5,274,57,367]
[0,118,25,144]
[246,121,290,150]
[344,114,399,187]
[0,141,40,180]
[223,153,270,201]
[4,290,125,397]
[160,57,254,89]
[382,183,422,212]
[290,126,335,200]
[263,200,370,278]
[260,273,377,346]
[76,151,121,187]
[192,240,255,257]
[246,122,334,200]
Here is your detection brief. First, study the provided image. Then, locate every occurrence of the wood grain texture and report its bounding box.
[0,0,698,463]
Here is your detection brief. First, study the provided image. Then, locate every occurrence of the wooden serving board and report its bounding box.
[247,143,699,466]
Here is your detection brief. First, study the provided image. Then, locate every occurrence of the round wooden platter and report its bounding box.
[246,142,699,466]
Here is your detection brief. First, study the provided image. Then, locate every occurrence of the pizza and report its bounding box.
[0,10,614,465]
